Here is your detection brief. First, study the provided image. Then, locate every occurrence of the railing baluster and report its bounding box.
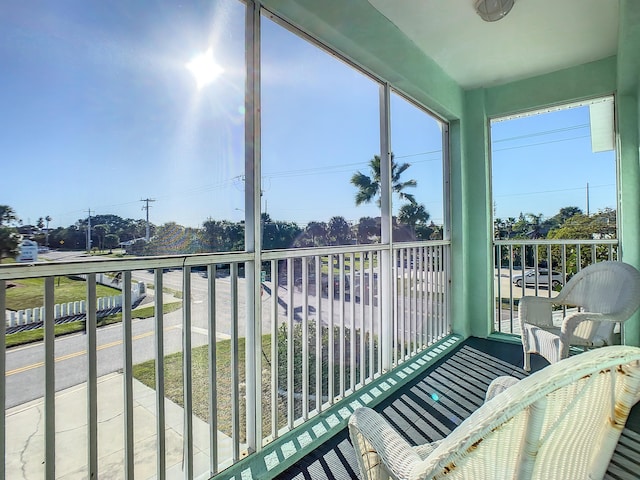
[154,269,166,480]
[286,259,294,429]
[122,271,134,480]
[411,247,417,353]
[368,253,375,380]
[301,257,309,419]
[44,276,56,479]
[349,252,355,392]
[270,260,279,438]
[230,263,240,460]
[339,254,346,397]
[0,280,4,480]
[206,264,217,474]
[358,252,365,386]
[376,250,383,375]
[87,274,98,479]
[327,255,335,403]
[398,249,405,362]
[315,256,322,411]
[181,267,194,476]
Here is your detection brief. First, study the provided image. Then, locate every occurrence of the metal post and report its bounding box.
[379,83,393,372]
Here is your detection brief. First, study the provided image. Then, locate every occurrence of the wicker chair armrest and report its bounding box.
[559,311,611,356]
[485,375,520,402]
[519,295,554,329]
[349,407,422,480]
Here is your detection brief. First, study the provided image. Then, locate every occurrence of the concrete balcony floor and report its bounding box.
[275,337,640,480]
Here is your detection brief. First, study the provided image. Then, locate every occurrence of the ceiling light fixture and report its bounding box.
[474,0,514,22]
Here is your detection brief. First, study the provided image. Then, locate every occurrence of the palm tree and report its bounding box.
[398,203,430,231]
[0,205,18,226]
[351,154,417,207]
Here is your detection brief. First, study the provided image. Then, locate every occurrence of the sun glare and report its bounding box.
[186,48,224,90]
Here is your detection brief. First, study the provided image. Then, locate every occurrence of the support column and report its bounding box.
[617,94,640,345]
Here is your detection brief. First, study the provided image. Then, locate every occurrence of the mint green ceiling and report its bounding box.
[368,0,619,89]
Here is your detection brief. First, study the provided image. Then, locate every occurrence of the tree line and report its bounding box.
[0,156,616,260]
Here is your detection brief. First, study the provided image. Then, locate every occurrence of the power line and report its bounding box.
[492,124,589,143]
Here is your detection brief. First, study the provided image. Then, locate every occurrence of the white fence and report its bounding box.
[5,279,145,328]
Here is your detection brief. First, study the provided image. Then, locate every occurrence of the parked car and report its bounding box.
[512,269,563,288]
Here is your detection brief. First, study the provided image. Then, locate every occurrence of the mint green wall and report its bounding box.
[454,90,493,337]
[484,57,616,118]
[448,120,467,336]
[458,60,619,339]
[615,0,640,347]
[616,95,640,345]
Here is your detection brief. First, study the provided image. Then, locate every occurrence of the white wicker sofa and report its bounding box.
[349,345,640,480]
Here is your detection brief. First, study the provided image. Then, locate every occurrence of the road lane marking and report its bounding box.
[6,325,181,377]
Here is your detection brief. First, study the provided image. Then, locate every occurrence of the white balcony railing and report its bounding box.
[0,241,450,479]
[493,238,619,335]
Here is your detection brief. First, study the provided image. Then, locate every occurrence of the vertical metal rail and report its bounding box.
[495,244,502,332]
[432,247,438,340]
[327,255,335,402]
[546,245,553,299]
[561,245,568,317]
[393,250,399,366]
[445,244,452,335]
[349,253,355,392]
[367,253,375,380]
[400,249,407,358]
[358,253,365,386]
[86,274,98,479]
[533,247,539,293]
[508,245,515,333]
[314,256,322,411]
[301,258,309,420]
[379,82,393,374]
[577,244,582,270]
[410,247,417,355]
[0,280,4,480]
[519,244,526,297]
[422,246,433,346]
[417,247,424,349]
[270,260,279,438]
[182,267,194,477]
[230,264,240,460]
[338,254,345,397]
[245,0,262,455]
[122,272,134,480]
[207,264,217,474]
[438,245,444,339]
[286,259,294,428]
[154,270,166,479]
[44,276,55,479]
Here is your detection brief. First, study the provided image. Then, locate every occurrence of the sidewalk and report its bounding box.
[6,373,233,479]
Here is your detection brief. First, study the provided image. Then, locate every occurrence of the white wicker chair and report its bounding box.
[349,346,640,480]
[519,260,640,371]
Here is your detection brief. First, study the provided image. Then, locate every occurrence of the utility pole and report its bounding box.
[141,198,155,241]
[86,208,92,252]
[586,182,590,216]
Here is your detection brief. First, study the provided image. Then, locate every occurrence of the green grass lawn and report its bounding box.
[133,334,286,441]
[6,277,121,310]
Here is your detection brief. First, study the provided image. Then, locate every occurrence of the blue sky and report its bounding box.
[1,1,615,232]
